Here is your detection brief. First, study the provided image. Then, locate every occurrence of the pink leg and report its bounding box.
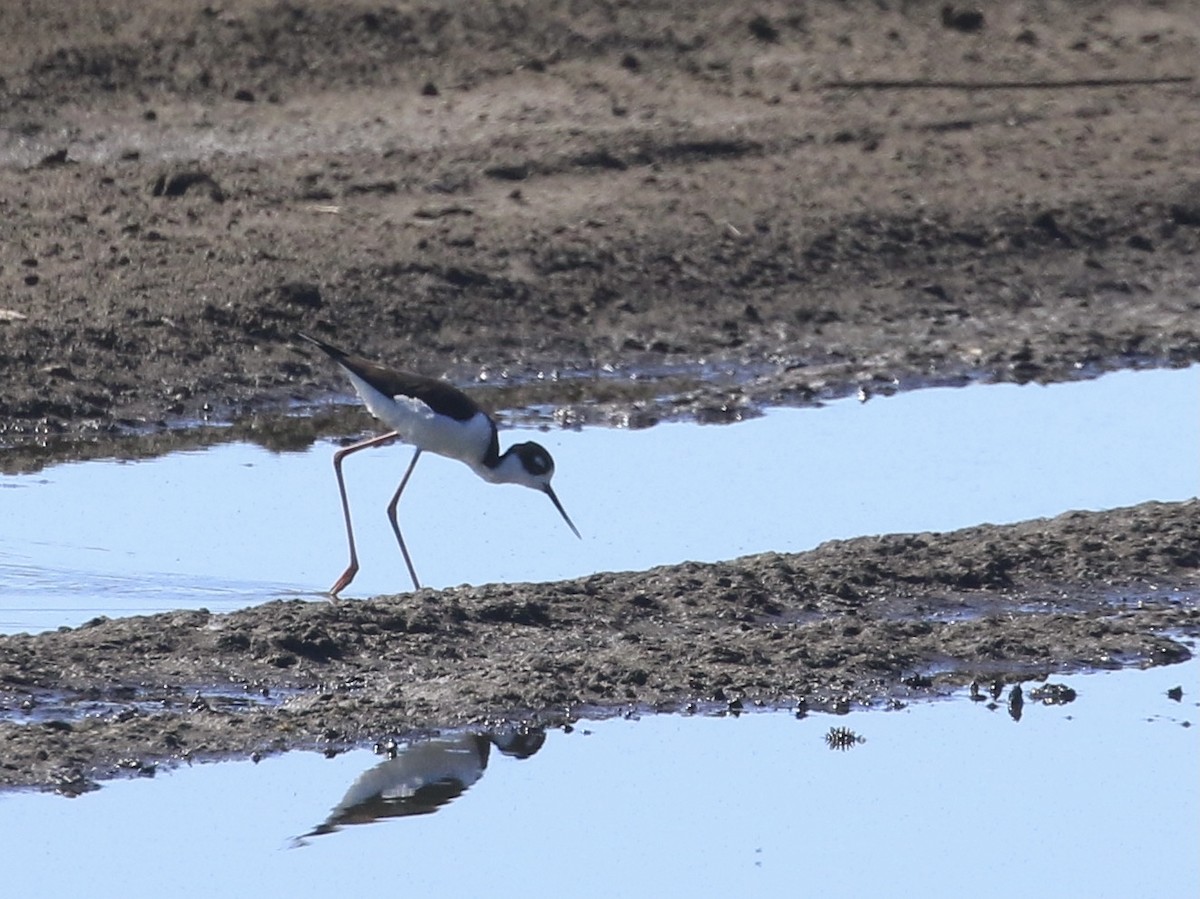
[327,431,399,597]
[386,448,424,591]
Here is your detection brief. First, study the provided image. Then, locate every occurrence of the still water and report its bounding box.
[0,366,1197,897]
[1,366,1196,633]
[1,656,1195,898]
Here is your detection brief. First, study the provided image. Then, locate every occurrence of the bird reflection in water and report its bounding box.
[293,726,546,844]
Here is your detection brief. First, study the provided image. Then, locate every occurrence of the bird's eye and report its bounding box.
[524,448,552,475]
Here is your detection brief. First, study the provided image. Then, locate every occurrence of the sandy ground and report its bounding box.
[1,0,1198,790]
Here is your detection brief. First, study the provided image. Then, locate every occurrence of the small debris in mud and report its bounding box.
[115,758,157,777]
[747,15,780,42]
[941,6,985,33]
[150,170,226,201]
[36,148,73,168]
[51,768,97,798]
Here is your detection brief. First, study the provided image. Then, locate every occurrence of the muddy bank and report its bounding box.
[1,500,1196,792]
[2,0,1200,455]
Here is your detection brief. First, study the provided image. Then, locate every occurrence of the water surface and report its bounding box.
[1,654,1194,898]
[1,366,1196,632]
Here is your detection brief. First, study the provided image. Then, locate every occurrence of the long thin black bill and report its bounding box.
[544,485,581,539]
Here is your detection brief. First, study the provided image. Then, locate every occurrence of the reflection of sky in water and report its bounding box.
[2,657,1195,897]
[1,366,1196,632]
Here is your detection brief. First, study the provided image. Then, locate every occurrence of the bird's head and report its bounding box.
[504,442,581,539]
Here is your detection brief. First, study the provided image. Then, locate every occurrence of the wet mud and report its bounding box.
[1,1,1199,790]
[2,501,1197,792]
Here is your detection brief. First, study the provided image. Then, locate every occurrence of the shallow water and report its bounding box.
[1,367,1197,896]
[1,654,1195,898]
[1,366,1197,633]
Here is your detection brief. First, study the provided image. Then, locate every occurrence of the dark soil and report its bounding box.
[2,0,1199,447]
[0,0,1197,791]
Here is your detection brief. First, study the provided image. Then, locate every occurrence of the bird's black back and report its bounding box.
[298,332,480,423]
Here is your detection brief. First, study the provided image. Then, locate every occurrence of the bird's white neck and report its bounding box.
[474,449,540,488]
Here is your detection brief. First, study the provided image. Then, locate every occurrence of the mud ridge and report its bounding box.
[1,500,1196,792]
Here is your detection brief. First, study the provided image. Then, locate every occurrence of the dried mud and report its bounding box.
[1,1,1198,790]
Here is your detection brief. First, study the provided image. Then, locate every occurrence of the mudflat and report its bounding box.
[0,0,1197,790]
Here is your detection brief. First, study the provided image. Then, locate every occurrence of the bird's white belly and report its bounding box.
[347,371,492,465]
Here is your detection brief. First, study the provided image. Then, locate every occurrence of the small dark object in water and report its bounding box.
[1029,683,1077,706]
[1167,686,1183,702]
[1008,684,1024,722]
[825,726,864,751]
[374,738,400,758]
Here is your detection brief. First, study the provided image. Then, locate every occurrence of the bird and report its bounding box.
[297,332,580,596]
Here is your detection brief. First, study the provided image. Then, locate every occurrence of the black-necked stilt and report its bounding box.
[297,332,580,596]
